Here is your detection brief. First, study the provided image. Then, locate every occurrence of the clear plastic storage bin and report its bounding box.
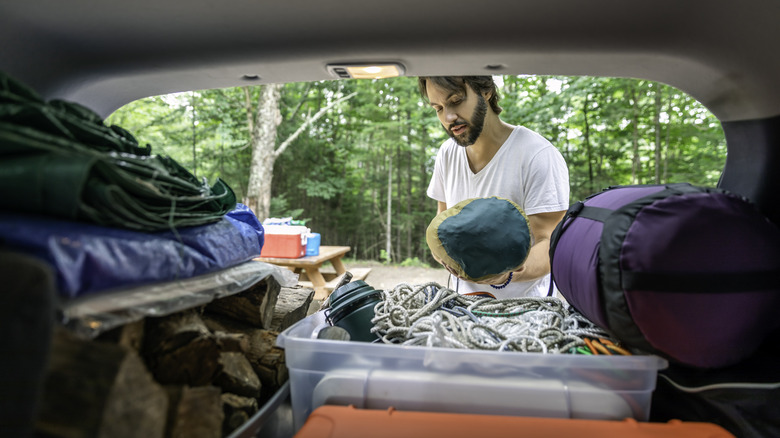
[277,312,668,431]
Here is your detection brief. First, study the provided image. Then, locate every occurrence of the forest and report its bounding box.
[106,75,727,265]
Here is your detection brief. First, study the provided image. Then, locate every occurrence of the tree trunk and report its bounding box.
[630,86,641,184]
[386,156,393,263]
[245,84,282,220]
[371,158,380,260]
[191,92,198,178]
[419,125,431,260]
[583,95,593,193]
[395,141,402,262]
[244,86,356,221]
[406,148,412,261]
[654,86,662,184]
[664,95,671,182]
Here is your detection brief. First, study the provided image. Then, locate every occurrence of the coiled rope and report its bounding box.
[371,282,622,354]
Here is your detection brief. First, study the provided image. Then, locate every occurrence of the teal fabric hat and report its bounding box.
[426,197,532,282]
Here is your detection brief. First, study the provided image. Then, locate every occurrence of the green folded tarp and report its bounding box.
[0,71,236,231]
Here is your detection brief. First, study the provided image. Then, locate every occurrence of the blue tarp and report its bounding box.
[0,203,264,299]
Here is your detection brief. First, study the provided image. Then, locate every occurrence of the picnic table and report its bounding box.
[256,245,370,300]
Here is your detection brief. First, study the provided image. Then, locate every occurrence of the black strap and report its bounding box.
[548,203,615,296]
[622,270,780,293]
[577,206,613,222]
[548,203,581,297]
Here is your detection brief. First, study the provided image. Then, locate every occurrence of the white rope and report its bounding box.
[370,282,623,354]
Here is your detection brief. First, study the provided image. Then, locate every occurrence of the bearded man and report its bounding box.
[420,76,570,298]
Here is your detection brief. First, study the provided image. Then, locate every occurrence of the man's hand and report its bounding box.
[435,253,523,285]
[433,254,458,276]
[471,268,524,285]
[430,201,565,286]
[472,271,511,285]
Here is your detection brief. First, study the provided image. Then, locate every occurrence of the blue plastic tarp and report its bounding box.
[0,203,265,299]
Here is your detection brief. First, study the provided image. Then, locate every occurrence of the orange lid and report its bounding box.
[295,406,734,438]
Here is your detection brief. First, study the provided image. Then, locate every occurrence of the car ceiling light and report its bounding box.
[327,63,405,80]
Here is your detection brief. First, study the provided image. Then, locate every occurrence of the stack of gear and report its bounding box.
[426,197,531,282]
[549,183,780,368]
[0,71,236,231]
[0,204,266,298]
[0,72,265,298]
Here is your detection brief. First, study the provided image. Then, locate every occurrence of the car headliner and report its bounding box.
[1,0,778,122]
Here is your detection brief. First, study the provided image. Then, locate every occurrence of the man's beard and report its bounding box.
[445,93,488,147]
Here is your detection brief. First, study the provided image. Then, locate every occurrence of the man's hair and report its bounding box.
[418,76,502,115]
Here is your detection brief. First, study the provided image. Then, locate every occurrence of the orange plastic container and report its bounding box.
[260,233,306,258]
[294,406,735,438]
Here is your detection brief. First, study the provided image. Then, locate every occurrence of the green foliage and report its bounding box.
[106,75,726,265]
[107,88,252,198]
[499,75,725,200]
[269,195,306,222]
[400,257,430,268]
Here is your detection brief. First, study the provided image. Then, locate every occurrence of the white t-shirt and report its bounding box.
[427,125,570,298]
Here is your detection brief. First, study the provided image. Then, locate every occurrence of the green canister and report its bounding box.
[325,280,383,342]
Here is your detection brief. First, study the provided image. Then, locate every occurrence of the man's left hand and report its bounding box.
[472,268,521,285]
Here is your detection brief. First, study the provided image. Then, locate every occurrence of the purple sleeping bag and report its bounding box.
[549,183,780,368]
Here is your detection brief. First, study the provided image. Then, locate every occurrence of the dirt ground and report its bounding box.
[341,261,568,302]
[346,261,451,291]
[305,261,450,313]
[307,261,567,314]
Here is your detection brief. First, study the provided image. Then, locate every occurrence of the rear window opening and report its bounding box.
[106,75,726,263]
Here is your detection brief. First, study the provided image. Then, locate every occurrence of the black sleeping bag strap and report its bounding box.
[548,202,614,296]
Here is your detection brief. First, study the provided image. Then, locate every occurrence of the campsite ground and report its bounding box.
[305,260,451,314]
[307,260,566,314]
[346,260,451,291]
[344,260,569,304]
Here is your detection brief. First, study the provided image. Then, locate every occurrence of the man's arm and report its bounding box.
[432,201,454,273]
[511,210,566,282]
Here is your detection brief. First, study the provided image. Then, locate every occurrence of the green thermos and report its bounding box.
[325,280,383,342]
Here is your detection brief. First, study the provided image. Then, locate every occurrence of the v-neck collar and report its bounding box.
[464,126,517,177]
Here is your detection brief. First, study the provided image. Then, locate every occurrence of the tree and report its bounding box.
[242,84,356,220]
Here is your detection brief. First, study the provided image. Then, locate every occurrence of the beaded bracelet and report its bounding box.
[490,272,513,289]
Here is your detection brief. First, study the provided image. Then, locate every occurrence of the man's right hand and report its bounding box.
[435,254,522,285]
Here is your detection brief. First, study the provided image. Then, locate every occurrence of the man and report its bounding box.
[420,76,569,298]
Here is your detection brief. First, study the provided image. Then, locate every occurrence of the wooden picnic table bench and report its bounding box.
[256,245,371,300]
